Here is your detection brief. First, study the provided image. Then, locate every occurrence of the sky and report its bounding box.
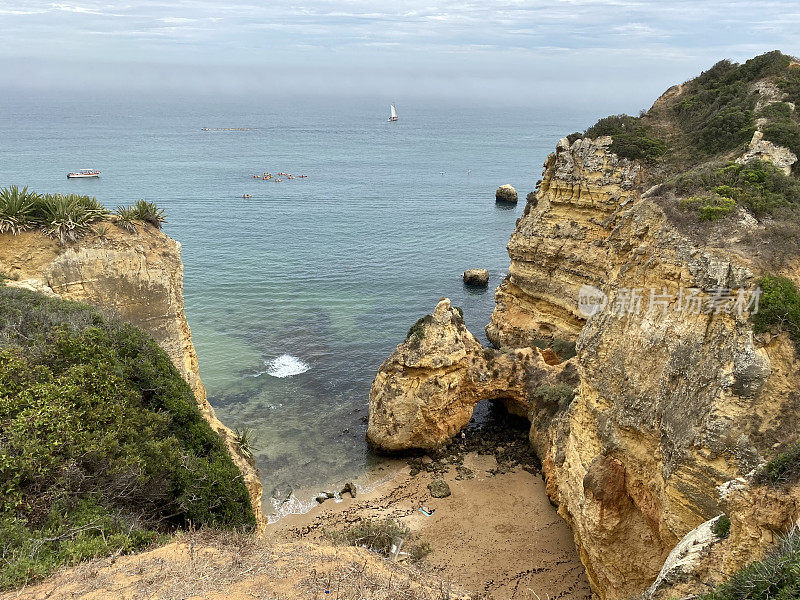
[1,1,799,109]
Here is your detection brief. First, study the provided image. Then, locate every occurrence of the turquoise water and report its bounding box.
[0,95,595,513]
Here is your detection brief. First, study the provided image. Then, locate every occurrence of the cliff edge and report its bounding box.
[0,225,264,525]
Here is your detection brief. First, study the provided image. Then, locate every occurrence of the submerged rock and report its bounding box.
[495,184,518,203]
[463,268,489,287]
[428,479,451,498]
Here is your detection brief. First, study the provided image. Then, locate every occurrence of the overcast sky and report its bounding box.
[1,1,798,109]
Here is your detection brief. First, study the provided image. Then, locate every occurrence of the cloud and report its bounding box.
[0,0,798,101]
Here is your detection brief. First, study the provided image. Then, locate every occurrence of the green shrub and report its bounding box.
[762,121,800,158]
[552,338,577,361]
[610,133,667,161]
[670,160,800,218]
[529,384,576,412]
[698,527,800,600]
[758,102,795,122]
[712,515,731,539]
[406,316,428,343]
[325,517,431,563]
[585,114,640,138]
[584,114,667,162]
[777,64,800,107]
[753,442,800,487]
[0,288,255,589]
[752,275,800,346]
[679,194,737,221]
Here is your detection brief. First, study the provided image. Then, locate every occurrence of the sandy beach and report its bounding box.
[268,446,593,600]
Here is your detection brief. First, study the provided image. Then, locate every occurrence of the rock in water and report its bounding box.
[428,479,451,498]
[341,482,357,498]
[495,184,518,203]
[463,268,489,287]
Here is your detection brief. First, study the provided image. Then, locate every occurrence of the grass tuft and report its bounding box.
[325,518,432,563]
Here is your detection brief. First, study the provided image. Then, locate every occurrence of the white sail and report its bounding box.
[390,103,398,119]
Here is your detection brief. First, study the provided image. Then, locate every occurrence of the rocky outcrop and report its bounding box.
[495,184,518,203]
[737,130,797,175]
[366,298,568,452]
[486,136,642,348]
[463,268,489,287]
[369,135,800,598]
[0,226,264,526]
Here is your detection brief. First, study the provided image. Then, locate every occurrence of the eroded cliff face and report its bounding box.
[367,298,570,451]
[368,135,800,599]
[0,226,264,525]
[493,136,800,598]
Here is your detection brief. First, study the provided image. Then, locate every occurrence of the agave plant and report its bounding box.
[0,185,38,234]
[74,194,110,221]
[38,193,93,244]
[131,199,166,229]
[114,205,138,233]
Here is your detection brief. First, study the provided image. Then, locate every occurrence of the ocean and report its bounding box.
[0,94,597,517]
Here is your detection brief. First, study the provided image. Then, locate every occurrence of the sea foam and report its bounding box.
[265,354,310,378]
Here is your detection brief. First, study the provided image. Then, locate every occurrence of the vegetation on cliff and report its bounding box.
[698,528,800,600]
[0,287,255,589]
[574,51,800,231]
[0,186,166,243]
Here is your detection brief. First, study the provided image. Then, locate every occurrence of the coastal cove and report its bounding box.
[0,95,598,516]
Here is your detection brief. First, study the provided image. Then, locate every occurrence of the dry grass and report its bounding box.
[0,529,473,600]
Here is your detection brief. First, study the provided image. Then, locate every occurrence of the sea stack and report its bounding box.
[463,268,490,287]
[495,184,518,203]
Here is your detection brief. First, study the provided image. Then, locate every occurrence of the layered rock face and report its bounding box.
[486,136,642,348]
[369,135,800,599]
[0,226,264,525]
[495,138,800,597]
[367,298,568,451]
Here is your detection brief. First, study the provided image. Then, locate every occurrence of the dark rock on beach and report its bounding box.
[428,479,452,498]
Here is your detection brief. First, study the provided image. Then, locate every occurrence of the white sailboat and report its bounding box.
[388,103,399,122]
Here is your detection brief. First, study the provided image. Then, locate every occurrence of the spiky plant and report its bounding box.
[114,205,138,233]
[233,428,258,459]
[74,194,110,221]
[93,222,111,241]
[38,193,93,244]
[131,199,166,229]
[0,185,38,234]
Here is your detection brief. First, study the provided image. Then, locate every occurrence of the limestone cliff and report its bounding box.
[367,298,570,451]
[0,225,264,525]
[368,133,800,599]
